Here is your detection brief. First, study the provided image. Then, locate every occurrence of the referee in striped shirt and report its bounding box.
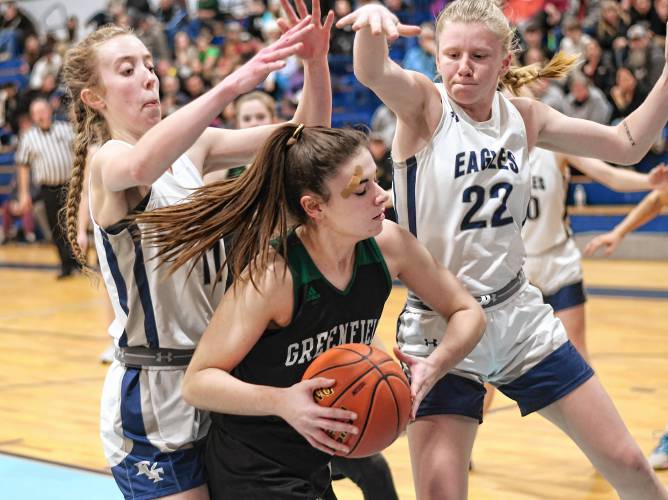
[17,98,78,278]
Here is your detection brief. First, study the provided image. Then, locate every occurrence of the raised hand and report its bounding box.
[393,346,440,420]
[583,231,622,257]
[649,162,668,191]
[226,15,313,95]
[335,4,421,42]
[278,0,334,62]
[278,377,358,455]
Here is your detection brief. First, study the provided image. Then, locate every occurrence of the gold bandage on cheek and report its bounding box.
[341,165,364,199]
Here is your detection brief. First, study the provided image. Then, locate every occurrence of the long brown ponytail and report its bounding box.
[137,125,369,287]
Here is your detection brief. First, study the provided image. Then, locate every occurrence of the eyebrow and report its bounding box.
[113,54,153,68]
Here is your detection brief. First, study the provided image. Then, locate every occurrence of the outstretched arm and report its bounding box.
[198,0,335,177]
[376,221,486,418]
[521,30,668,165]
[584,189,668,256]
[97,17,314,192]
[337,4,438,158]
[561,154,662,192]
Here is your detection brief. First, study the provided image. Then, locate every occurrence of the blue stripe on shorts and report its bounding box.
[111,368,206,500]
[415,372,486,423]
[543,281,587,312]
[497,341,594,416]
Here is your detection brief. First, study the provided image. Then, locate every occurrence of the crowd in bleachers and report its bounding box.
[0,0,667,243]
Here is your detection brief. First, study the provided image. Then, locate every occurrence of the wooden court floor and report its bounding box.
[0,243,667,499]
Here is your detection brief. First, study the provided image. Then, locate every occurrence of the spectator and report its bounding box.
[615,23,665,88]
[596,0,630,53]
[16,98,77,278]
[650,0,668,37]
[65,16,78,43]
[331,0,355,55]
[520,21,548,59]
[565,71,613,124]
[136,14,170,63]
[402,22,437,79]
[21,34,41,71]
[28,34,62,92]
[609,66,648,122]
[565,0,603,33]
[0,81,20,135]
[173,30,199,79]
[521,48,569,114]
[627,0,654,26]
[0,1,37,59]
[370,104,397,152]
[182,73,207,104]
[582,39,617,94]
[559,16,593,57]
[125,0,153,17]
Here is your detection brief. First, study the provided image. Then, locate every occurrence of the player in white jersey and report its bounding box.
[523,148,664,360]
[338,0,668,497]
[60,3,334,498]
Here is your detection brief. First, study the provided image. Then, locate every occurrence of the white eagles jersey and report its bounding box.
[91,140,226,349]
[393,86,531,295]
[521,147,571,256]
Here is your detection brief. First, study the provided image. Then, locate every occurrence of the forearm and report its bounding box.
[130,79,243,184]
[183,367,286,416]
[620,74,668,163]
[353,27,391,86]
[599,168,650,192]
[612,190,663,237]
[17,164,30,199]
[571,156,650,192]
[426,309,486,378]
[293,57,331,127]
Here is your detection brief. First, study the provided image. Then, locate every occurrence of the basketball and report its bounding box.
[302,343,412,458]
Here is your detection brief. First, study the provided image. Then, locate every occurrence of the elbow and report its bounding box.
[475,307,487,341]
[181,374,198,407]
[128,161,150,185]
[353,65,375,88]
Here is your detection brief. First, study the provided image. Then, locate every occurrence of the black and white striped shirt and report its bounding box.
[15,121,74,186]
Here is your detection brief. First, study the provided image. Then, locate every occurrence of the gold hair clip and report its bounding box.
[287,123,305,146]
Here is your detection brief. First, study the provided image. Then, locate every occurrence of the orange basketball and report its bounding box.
[302,343,412,458]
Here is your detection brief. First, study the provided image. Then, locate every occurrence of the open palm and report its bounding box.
[278,0,334,61]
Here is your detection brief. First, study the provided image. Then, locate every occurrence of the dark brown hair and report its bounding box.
[137,125,369,286]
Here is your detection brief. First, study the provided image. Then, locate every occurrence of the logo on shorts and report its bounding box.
[477,294,492,306]
[135,460,164,483]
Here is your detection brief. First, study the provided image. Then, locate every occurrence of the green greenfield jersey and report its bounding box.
[211,230,392,480]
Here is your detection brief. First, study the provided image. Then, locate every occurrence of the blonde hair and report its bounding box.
[61,25,130,271]
[435,0,578,95]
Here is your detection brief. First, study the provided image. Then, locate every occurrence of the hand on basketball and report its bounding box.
[335,4,421,42]
[279,377,358,455]
[225,16,313,95]
[649,163,668,191]
[393,347,440,420]
[277,0,334,62]
[583,231,622,257]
